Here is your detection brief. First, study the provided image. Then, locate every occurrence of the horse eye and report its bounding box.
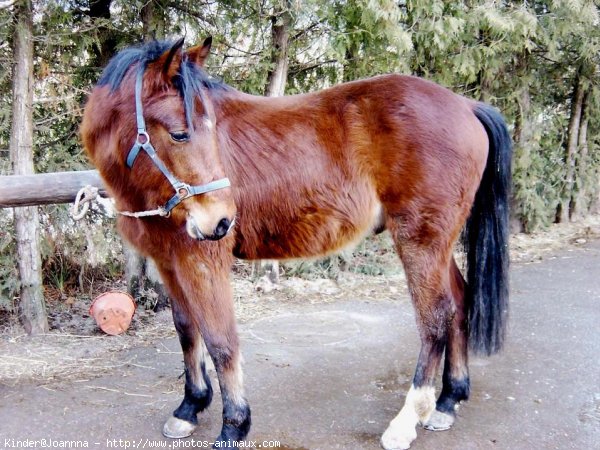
[169,131,190,143]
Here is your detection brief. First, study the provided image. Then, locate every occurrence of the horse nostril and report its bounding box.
[214,218,231,239]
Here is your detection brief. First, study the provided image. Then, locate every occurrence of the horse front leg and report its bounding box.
[156,265,214,439]
[173,250,251,447]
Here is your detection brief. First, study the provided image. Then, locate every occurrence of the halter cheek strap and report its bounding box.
[125,66,230,216]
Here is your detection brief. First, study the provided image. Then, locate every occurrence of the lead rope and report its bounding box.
[71,185,169,220]
[118,206,169,218]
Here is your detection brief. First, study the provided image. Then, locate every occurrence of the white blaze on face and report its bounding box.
[380,385,436,450]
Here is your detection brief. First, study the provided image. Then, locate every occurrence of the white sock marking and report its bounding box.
[381,385,436,450]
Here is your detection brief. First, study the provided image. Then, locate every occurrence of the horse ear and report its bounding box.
[156,37,185,81]
[186,36,212,68]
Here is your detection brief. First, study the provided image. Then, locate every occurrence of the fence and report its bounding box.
[0,170,105,208]
[1,170,109,333]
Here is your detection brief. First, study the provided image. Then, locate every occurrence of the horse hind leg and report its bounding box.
[423,257,470,431]
[381,231,456,450]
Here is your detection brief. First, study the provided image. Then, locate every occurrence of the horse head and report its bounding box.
[81,38,236,241]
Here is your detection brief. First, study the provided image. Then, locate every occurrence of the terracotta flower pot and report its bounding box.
[89,291,136,335]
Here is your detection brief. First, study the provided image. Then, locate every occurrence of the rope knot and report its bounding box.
[71,185,99,220]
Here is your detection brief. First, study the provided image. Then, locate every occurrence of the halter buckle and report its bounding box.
[174,182,191,200]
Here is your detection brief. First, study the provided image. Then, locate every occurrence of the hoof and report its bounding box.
[380,421,417,450]
[422,409,455,431]
[163,416,197,439]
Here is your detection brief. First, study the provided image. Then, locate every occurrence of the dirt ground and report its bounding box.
[0,216,599,449]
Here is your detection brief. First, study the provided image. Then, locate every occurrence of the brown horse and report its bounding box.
[81,38,511,450]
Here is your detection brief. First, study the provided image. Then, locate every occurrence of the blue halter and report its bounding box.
[125,66,230,215]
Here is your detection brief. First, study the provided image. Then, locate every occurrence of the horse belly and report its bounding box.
[233,182,382,260]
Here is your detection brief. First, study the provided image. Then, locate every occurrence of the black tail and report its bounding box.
[465,103,512,355]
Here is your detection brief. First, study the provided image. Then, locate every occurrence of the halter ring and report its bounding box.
[136,132,150,145]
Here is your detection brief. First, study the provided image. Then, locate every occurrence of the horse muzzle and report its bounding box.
[186,213,235,241]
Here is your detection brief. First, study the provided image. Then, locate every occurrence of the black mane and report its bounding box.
[97,40,229,92]
[97,40,230,128]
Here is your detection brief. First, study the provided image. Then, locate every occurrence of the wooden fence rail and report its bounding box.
[0,170,106,208]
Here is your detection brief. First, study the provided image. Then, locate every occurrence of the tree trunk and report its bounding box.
[121,1,171,306]
[265,0,292,97]
[10,0,48,334]
[141,0,167,41]
[557,69,585,223]
[571,90,590,220]
[254,0,292,283]
[87,0,160,304]
[123,241,144,296]
[476,28,493,103]
[144,258,169,310]
[511,52,532,232]
[478,69,493,103]
[88,0,142,299]
[122,242,168,310]
[88,0,116,69]
[342,41,359,83]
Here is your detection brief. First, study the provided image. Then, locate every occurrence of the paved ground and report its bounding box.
[1,241,599,450]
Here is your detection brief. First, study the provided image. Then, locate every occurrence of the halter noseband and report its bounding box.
[125,66,230,216]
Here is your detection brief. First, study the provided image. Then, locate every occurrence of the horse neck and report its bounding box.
[211,90,316,160]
